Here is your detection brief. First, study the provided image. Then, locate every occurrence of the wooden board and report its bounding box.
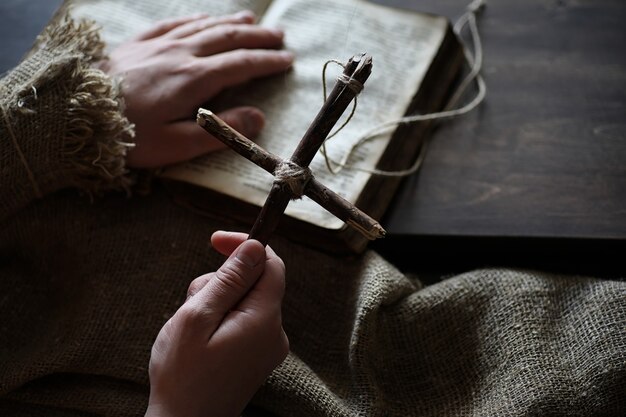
[373,0,626,274]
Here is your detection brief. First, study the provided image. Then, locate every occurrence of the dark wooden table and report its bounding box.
[373,0,626,276]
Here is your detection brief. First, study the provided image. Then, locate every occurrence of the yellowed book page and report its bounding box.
[68,0,273,48]
[163,0,447,230]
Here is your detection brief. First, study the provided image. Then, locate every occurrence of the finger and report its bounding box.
[185,24,284,57]
[193,50,294,99]
[211,231,285,307]
[186,274,212,300]
[126,121,221,168]
[220,243,285,331]
[126,106,265,168]
[133,13,209,41]
[211,231,249,256]
[217,106,265,138]
[211,232,282,271]
[237,249,285,312]
[187,230,274,300]
[164,11,256,39]
[188,240,267,332]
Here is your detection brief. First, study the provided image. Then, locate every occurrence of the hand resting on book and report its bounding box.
[99,12,294,168]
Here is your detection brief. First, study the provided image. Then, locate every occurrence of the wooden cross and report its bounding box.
[196,54,385,246]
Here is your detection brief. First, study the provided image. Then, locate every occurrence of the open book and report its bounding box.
[71,0,464,253]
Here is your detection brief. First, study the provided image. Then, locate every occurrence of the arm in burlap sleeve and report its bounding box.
[0,15,134,221]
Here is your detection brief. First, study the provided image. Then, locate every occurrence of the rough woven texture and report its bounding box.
[0,14,134,221]
[0,16,625,417]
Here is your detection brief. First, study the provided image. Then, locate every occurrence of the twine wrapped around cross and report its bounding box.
[196,53,385,246]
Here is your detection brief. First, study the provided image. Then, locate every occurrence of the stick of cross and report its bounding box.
[196,53,385,246]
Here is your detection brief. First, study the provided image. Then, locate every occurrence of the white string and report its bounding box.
[337,73,364,95]
[321,0,487,176]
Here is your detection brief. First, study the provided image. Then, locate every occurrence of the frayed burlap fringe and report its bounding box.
[1,14,135,198]
[63,61,135,194]
[33,13,105,62]
[41,14,135,194]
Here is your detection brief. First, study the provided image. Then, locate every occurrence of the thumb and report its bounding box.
[216,106,265,139]
[126,107,265,168]
[185,239,266,335]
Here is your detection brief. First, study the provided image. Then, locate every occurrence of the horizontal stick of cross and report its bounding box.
[196,54,385,246]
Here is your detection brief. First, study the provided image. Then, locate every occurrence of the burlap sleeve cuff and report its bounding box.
[0,14,135,220]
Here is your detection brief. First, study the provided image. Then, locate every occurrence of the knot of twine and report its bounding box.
[274,160,313,199]
[337,73,364,95]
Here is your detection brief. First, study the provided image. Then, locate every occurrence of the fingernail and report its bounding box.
[236,240,264,268]
[270,28,284,38]
[279,50,295,63]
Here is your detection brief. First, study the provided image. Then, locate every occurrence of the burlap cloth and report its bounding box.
[0,15,624,417]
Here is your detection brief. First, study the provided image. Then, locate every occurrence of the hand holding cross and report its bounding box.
[196,54,385,246]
